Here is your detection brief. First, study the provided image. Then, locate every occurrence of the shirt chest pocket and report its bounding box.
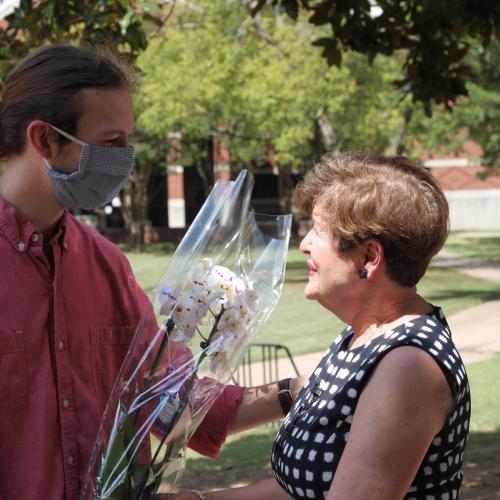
[89,325,134,411]
[0,330,27,413]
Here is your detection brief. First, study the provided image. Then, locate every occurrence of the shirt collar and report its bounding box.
[0,196,69,252]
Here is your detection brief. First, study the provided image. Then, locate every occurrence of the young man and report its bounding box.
[0,45,304,500]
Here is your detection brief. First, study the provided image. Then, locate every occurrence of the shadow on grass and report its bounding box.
[467,429,500,448]
[462,430,500,499]
[425,289,500,303]
[179,429,500,495]
[446,236,500,264]
[179,429,276,490]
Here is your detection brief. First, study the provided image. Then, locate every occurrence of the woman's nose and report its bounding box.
[299,230,312,254]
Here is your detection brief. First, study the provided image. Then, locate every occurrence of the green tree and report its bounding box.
[0,0,153,79]
[406,40,500,168]
[252,0,499,115]
[136,1,407,176]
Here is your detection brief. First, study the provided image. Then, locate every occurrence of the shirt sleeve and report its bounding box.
[187,384,245,459]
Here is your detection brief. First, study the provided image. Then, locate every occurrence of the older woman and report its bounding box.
[175,152,470,500]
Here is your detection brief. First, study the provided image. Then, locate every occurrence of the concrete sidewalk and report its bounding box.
[247,253,500,384]
[432,251,500,283]
[431,252,500,363]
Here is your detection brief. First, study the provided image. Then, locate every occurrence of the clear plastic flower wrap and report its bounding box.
[81,170,292,499]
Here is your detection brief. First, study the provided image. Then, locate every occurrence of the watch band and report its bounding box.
[277,377,293,415]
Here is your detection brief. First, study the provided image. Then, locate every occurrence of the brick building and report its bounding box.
[103,136,500,242]
[424,141,500,230]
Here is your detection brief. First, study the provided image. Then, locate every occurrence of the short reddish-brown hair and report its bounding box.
[294,151,449,287]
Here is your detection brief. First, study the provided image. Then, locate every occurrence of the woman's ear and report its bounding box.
[362,239,384,278]
[25,120,58,160]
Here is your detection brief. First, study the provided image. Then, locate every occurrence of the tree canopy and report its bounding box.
[406,39,499,168]
[137,1,408,169]
[252,0,499,115]
[0,0,171,84]
[3,0,497,117]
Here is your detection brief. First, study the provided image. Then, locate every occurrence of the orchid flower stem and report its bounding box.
[132,319,174,429]
[147,307,226,485]
[149,319,175,382]
[133,308,225,496]
[196,327,208,342]
[128,320,177,497]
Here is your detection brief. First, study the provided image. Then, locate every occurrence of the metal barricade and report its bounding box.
[231,342,300,387]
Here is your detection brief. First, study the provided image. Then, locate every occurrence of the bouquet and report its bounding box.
[81,170,292,499]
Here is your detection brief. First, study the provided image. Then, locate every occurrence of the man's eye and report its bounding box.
[104,138,122,146]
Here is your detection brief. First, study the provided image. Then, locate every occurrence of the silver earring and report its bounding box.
[358,269,368,280]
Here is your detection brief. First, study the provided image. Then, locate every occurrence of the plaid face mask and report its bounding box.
[43,124,135,210]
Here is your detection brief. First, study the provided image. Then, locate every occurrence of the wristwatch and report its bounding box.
[277,377,294,415]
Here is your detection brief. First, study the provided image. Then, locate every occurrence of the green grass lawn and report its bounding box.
[126,243,500,358]
[125,231,500,490]
[467,356,500,434]
[444,231,500,263]
[178,355,500,490]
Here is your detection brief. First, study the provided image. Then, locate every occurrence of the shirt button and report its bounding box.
[31,233,39,242]
[17,241,26,251]
[62,242,68,250]
[63,399,70,409]
[67,456,74,465]
[58,340,64,350]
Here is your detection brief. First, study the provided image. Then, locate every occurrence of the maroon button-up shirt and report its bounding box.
[0,196,243,500]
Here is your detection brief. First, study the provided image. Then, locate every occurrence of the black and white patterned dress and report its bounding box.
[272,306,471,499]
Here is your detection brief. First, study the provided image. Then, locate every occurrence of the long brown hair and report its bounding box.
[0,44,135,159]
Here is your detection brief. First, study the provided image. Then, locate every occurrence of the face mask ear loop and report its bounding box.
[42,158,53,171]
[47,123,87,147]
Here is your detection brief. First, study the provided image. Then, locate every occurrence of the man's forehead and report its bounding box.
[77,87,134,134]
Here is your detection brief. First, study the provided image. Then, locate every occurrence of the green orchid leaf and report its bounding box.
[98,403,134,498]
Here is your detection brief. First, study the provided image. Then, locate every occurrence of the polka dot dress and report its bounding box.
[272,306,470,499]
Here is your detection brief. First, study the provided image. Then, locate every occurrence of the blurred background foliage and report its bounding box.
[0,0,498,243]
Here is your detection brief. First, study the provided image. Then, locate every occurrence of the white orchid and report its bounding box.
[210,351,229,373]
[208,294,256,361]
[156,266,259,357]
[242,285,259,310]
[207,331,236,354]
[206,266,238,306]
[157,285,180,316]
[88,170,291,500]
[169,296,198,344]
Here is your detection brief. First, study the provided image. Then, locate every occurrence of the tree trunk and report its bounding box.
[194,158,212,198]
[121,160,155,249]
[316,107,341,153]
[278,166,294,215]
[384,107,412,156]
